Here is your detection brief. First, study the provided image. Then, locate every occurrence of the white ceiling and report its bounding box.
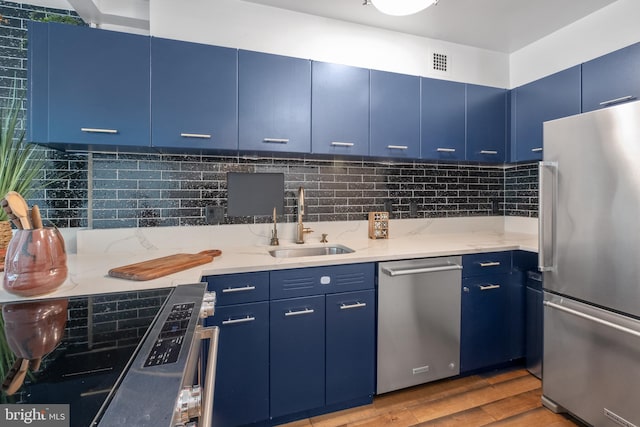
[22,0,618,53]
[241,0,618,53]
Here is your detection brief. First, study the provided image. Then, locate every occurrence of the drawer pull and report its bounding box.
[436,147,456,153]
[222,316,255,325]
[479,284,501,291]
[479,261,501,267]
[221,285,256,293]
[181,133,212,139]
[331,141,355,147]
[340,302,367,310]
[599,95,635,107]
[531,147,543,153]
[387,145,408,150]
[284,308,314,317]
[480,150,498,155]
[81,127,118,134]
[263,138,289,144]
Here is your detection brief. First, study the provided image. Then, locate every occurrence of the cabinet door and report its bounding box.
[311,62,369,156]
[239,50,311,153]
[270,295,325,418]
[207,302,269,427]
[460,274,510,373]
[326,290,375,406]
[421,78,466,160]
[506,272,525,360]
[151,38,238,151]
[370,70,421,159]
[466,84,506,163]
[582,42,640,112]
[46,23,150,147]
[512,65,581,161]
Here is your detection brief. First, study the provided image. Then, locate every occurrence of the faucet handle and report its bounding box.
[320,233,328,243]
[303,227,313,234]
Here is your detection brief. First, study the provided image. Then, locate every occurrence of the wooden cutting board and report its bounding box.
[108,250,222,281]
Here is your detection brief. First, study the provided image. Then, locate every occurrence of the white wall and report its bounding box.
[510,0,640,87]
[149,0,510,88]
[104,0,640,89]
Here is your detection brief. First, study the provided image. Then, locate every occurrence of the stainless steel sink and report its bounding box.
[268,244,355,258]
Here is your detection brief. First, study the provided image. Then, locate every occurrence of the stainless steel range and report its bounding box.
[0,283,218,427]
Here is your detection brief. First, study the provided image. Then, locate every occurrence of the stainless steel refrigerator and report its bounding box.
[539,100,640,427]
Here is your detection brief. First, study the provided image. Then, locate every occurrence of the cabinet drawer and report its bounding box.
[205,272,269,305]
[270,263,375,300]
[463,251,511,278]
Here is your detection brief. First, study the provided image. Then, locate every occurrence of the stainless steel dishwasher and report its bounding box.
[377,256,462,394]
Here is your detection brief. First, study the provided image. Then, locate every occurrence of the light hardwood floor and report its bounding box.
[278,368,584,427]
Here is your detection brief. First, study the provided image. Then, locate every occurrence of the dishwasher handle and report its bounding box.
[381,263,462,277]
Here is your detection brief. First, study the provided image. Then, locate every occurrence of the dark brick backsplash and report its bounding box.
[0,1,539,229]
[504,162,539,217]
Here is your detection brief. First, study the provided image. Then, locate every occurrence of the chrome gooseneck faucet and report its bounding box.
[296,186,313,243]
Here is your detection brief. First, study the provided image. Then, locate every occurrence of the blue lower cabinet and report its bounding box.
[326,290,375,406]
[506,272,525,360]
[207,302,269,427]
[460,274,510,373]
[270,295,326,418]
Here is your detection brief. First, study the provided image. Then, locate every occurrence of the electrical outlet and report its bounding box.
[384,200,393,217]
[205,206,225,225]
[492,199,500,214]
[409,200,418,218]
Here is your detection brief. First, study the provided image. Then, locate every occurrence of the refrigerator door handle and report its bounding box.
[538,161,558,271]
[544,301,640,339]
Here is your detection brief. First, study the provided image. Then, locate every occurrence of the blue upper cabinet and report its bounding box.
[511,65,581,162]
[466,84,506,163]
[28,22,150,149]
[238,50,311,153]
[311,62,369,156]
[421,78,466,161]
[370,70,421,159]
[582,42,640,112]
[151,38,238,151]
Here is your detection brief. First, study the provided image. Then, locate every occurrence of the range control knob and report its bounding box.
[200,291,216,318]
[175,385,202,424]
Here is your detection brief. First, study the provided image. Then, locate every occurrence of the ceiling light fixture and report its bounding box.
[370,0,438,16]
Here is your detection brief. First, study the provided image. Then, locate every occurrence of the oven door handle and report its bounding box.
[197,325,219,427]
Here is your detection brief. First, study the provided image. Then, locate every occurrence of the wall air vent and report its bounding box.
[432,52,448,72]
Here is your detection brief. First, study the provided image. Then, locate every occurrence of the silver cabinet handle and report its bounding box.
[531,147,543,152]
[340,302,367,310]
[181,133,212,139]
[463,286,470,293]
[478,261,501,267]
[263,138,289,144]
[599,95,635,107]
[222,316,255,325]
[330,141,354,147]
[539,161,558,271]
[479,284,501,291]
[284,308,314,317]
[81,127,118,134]
[544,301,640,339]
[436,148,456,152]
[480,150,498,155]
[222,285,256,293]
[195,325,219,427]
[387,145,408,150]
[382,263,462,277]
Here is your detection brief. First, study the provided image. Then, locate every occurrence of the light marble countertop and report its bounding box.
[0,216,538,303]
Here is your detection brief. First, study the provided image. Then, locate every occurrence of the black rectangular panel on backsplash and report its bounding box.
[227,172,285,216]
